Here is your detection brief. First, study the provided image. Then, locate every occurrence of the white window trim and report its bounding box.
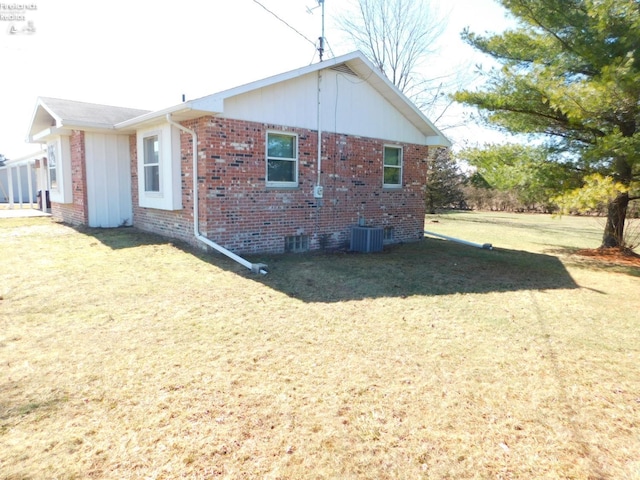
[266,130,298,188]
[47,142,58,191]
[141,130,162,197]
[47,135,72,204]
[136,124,182,211]
[383,144,403,189]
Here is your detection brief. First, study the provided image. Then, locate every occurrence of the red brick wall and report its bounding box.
[131,116,430,254]
[51,130,88,226]
[130,134,195,243]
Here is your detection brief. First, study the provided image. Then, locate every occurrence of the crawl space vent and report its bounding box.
[285,235,309,253]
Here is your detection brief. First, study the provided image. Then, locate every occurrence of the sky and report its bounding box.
[0,0,515,159]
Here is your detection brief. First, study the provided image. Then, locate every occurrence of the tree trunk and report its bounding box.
[601,191,629,248]
[426,192,436,214]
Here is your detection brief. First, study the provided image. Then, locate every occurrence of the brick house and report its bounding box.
[26,51,449,269]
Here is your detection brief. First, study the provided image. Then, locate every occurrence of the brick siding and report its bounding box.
[50,130,88,226]
[131,116,431,255]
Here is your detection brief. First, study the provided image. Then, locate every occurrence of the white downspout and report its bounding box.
[312,70,324,201]
[166,114,267,275]
[424,230,493,250]
[317,70,322,188]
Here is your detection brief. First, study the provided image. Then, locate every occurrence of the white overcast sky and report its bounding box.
[0,0,514,159]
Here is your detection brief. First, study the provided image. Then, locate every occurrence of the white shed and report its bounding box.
[0,152,44,208]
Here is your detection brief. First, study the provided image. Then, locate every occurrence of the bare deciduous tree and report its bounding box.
[337,0,451,118]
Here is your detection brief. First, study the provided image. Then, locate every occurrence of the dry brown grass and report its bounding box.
[1,214,639,479]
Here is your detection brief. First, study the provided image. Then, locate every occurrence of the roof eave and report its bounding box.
[426,135,452,148]
[29,126,67,143]
[115,100,224,131]
[27,99,61,140]
[343,54,451,147]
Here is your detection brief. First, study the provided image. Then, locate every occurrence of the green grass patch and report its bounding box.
[1,214,638,479]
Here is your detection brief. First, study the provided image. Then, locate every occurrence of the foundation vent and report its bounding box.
[285,235,309,253]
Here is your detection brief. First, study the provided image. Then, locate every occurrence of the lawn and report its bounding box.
[1,212,639,479]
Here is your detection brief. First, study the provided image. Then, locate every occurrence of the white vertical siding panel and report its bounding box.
[321,69,425,143]
[105,136,119,226]
[86,133,133,228]
[85,133,102,227]
[219,69,425,144]
[222,74,319,129]
[117,135,133,226]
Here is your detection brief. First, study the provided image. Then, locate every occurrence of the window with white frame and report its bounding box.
[136,125,182,211]
[383,145,403,188]
[47,142,58,190]
[143,134,160,193]
[45,136,72,204]
[266,132,298,187]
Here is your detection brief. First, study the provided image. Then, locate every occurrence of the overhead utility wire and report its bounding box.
[251,0,317,47]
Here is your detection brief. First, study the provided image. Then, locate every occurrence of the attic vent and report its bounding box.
[331,64,358,77]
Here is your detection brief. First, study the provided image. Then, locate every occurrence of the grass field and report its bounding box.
[1,212,639,479]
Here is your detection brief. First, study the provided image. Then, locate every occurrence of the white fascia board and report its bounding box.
[115,104,190,130]
[190,96,224,114]
[31,123,120,143]
[115,102,223,131]
[26,99,61,142]
[33,98,63,128]
[426,135,453,148]
[344,53,451,146]
[39,102,62,125]
[115,50,450,146]
[60,121,117,131]
[205,51,364,104]
[113,55,362,132]
[4,152,45,166]
[30,127,68,143]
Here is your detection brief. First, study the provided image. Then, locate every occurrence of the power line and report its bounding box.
[251,0,316,47]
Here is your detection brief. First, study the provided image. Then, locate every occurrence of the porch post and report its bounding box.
[27,162,35,208]
[7,166,14,209]
[16,165,23,209]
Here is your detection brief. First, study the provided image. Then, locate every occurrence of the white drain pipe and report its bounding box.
[166,114,267,274]
[424,230,493,250]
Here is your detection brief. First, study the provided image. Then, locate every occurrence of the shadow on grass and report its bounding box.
[248,238,579,302]
[75,225,579,302]
[76,225,175,249]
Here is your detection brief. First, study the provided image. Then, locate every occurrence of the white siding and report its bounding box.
[220,69,427,144]
[0,164,37,203]
[85,133,133,227]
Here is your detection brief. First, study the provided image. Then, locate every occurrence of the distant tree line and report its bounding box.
[425,147,640,218]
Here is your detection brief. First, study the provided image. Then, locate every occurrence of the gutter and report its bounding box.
[166,114,267,275]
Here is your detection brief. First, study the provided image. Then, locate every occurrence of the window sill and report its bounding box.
[266,184,299,190]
